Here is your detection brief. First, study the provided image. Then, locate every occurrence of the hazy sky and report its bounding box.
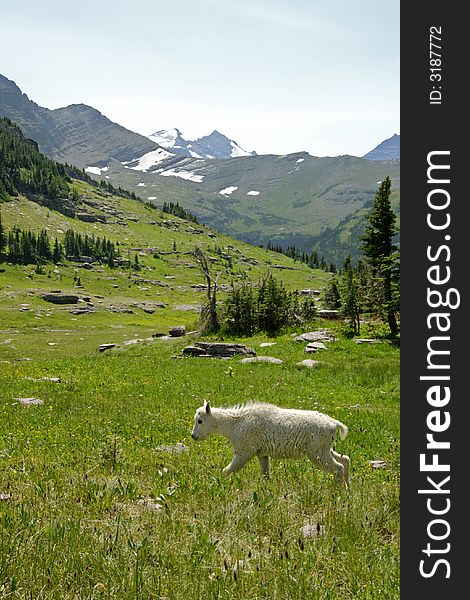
[0,0,399,157]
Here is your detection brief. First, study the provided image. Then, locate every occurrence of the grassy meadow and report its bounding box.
[1,192,399,599]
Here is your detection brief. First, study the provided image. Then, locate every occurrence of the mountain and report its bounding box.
[0,73,160,168]
[0,118,322,329]
[363,134,400,160]
[148,128,256,158]
[0,73,400,260]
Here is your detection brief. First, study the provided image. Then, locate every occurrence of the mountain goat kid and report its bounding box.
[191,401,350,487]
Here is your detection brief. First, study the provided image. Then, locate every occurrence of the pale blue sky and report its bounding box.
[0,0,399,156]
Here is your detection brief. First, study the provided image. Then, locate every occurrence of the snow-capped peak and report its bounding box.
[147,128,256,159]
[148,128,184,149]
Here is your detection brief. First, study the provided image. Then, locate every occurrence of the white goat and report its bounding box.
[191,401,350,486]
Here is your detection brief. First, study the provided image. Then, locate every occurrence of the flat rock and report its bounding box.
[182,346,208,356]
[294,330,335,343]
[297,359,320,368]
[259,342,277,347]
[240,356,283,364]
[155,442,189,453]
[354,338,380,344]
[42,293,79,304]
[168,326,186,337]
[305,342,328,352]
[301,523,325,538]
[194,342,256,358]
[99,343,116,352]
[14,397,44,406]
[369,460,387,469]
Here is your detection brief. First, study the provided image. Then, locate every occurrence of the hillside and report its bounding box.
[0,120,329,357]
[309,187,401,266]
[0,74,400,257]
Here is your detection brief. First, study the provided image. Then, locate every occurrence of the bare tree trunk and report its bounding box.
[193,246,220,334]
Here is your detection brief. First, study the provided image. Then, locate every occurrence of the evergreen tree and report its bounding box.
[361,176,399,336]
[323,277,341,309]
[339,256,361,336]
[257,274,290,335]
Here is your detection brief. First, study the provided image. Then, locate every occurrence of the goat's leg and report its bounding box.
[308,446,346,487]
[332,450,350,487]
[257,455,271,476]
[223,452,251,474]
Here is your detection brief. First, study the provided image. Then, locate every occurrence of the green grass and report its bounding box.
[0,191,399,598]
[0,328,399,599]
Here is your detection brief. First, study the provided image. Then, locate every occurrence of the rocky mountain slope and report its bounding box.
[0,74,160,168]
[363,134,400,160]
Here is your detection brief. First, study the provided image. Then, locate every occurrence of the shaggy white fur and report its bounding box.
[191,401,350,486]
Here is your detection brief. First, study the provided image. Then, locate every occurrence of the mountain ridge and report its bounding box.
[0,73,400,263]
[149,127,256,158]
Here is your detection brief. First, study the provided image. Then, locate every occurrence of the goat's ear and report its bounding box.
[205,400,211,415]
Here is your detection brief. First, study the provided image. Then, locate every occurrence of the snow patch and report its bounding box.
[137,182,146,187]
[230,141,252,157]
[85,166,109,175]
[296,158,305,163]
[147,196,157,200]
[123,148,174,172]
[148,129,179,147]
[247,190,260,196]
[159,169,205,183]
[219,186,238,195]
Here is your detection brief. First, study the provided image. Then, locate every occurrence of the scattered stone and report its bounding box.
[369,460,387,469]
[155,442,189,453]
[259,342,277,347]
[99,343,116,352]
[122,339,144,346]
[0,493,11,501]
[69,307,95,315]
[189,342,256,358]
[301,523,325,538]
[14,397,44,406]
[294,330,335,343]
[299,289,321,296]
[42,293,79,304]
[240,356,284,364]
[169,326,186,337]
[297,359,320,368]
[305,342,328,352]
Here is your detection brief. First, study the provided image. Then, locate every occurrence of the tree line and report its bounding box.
[266,242,336,272]
[162,201,199,224]
[0,215,119,268]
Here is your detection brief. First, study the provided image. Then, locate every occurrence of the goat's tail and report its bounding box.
[335,421,348,440]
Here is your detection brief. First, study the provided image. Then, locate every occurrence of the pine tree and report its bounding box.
[361,176,399,336]
[339,256,361,336]
[323,277,341,309]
